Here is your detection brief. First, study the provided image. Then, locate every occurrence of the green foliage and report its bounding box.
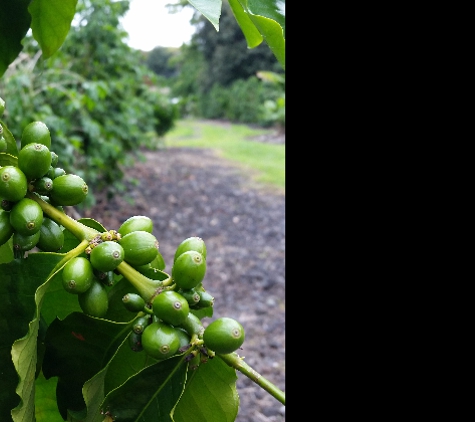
[168,2,284,126]
[194,75,284,126]
[1,0,178,206]
[146,47,180,79]
[0,1,286,420]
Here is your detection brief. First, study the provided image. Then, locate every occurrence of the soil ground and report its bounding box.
[84,124,285,422]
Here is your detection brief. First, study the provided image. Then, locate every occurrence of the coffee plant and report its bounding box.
[1,1,285,420]
[1,100,285,420]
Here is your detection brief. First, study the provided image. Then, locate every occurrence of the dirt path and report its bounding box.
[85,138,285,421]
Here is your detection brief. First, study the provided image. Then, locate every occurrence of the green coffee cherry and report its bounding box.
[9,198,43,236]
[151,252,166,270]
[118,215,154,236]
[122,293,146,312]
[89,240,125,272]
[128,331,143,352]
[179,288,201,307]
[203,317,245,355]
[18,143,52,181]
[172,250,206,290]
[132,315,151,334]
[178,312,205,337]
[141,321,181,360]
[37,218,64,252]
[49,174,88,206]
[0,209,14,246]
[193,289,215,309]
[46,166,66,180]
[32,177,54,195]
[152,290,190,326]
[52,167,66,179]
[94,269,115,287]
[62,257,94,294]
[0,166,28,202]
[12,230,41,252]
[21,121,51,149]
[50,151,59,167]
[78,280,109,317]
[119,230,159,266]
[174,236,207,262]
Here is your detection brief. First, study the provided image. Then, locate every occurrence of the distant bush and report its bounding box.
[193,76,284,127]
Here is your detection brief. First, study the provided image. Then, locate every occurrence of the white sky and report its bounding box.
[120,0,196,51]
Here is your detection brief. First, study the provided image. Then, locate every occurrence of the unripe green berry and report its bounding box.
[122,293,146,312]
[203,317,245,355]
[174,236,207,262]
[89,240,125,272]
[78,280,109,317]
[21,121,51,149]
[152,290,190,326]
[18,142,52,181]
[62,257,94,294]
[12,230,41,252]
[0,166,28,202]
[141,321,181,360]
[9,198,43,236]
[118,215,154,236]
[49,174,88,206]
[37,218,64,252]
[32,177,54,195]
[172,250,206,290]
[119,230,159,266]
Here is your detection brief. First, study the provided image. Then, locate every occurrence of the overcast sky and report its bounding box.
[120,0,196,50]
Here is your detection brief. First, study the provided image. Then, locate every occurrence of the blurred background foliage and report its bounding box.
[0,0,285,207]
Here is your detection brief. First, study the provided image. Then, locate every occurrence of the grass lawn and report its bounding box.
[163,119,285,192]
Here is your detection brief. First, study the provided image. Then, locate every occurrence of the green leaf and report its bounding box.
[228,0,263,48]
[0,0,32,78]
[101,356,188,421]
[42,312,132,419]
[0,238,13,263]
[35,373,63,422]
[239,0,285,68]
[0,253,63,422]
[247,0,285,36]
[171,356,239,422]
[0,120,19,157]
[78,217,107,233]
[28,0,78,58]
[187,0,222,30]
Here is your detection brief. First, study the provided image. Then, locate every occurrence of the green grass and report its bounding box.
[163,119,285,191]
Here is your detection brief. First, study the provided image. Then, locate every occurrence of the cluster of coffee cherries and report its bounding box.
[0,117,88,256]
[60,215,161,317]
[121,234,246,362]
[1,99,246,362]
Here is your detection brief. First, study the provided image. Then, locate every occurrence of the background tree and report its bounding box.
[146,46,180,79]
[193,1,282,90]
[0,0,178,206]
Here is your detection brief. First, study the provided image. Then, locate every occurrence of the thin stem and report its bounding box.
[26,192,99,241]
[50,239,90,274]
[116,261,167,303]
[218,352,285,406]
